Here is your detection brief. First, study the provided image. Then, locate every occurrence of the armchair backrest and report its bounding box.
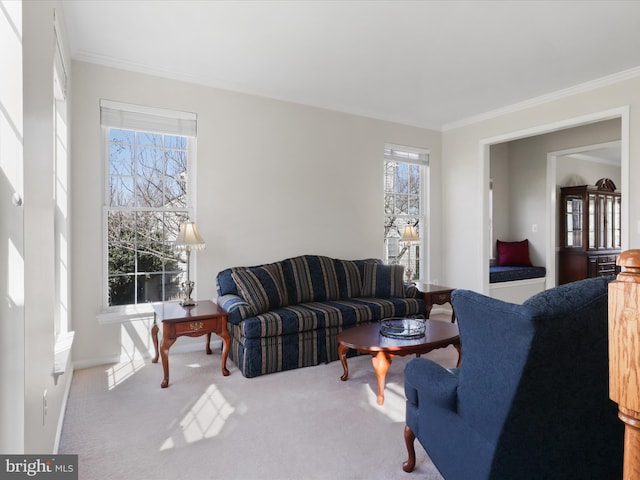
[452,276,619,453]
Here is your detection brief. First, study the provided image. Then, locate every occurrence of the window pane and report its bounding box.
[384,193,394,215]
[109,128,135,144]
[136,273,163,303]
[165,149,187,177]
[108,211,135,242]
[135,177,164,207]
[109,275,135,306]
[109,143,134,176]
[137,146,163,178]
[109,176,135,207]
[395,166,409,194]
[165,179,186,207]
[164,271,184,302]
[408,194,420,215]
[137,131,163,146]
[164,134,187,149]
[395,194,408,215]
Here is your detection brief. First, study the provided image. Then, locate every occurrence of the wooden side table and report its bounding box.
[418,283,456,323]
[151,300,230,388]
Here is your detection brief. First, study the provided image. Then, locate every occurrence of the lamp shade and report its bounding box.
[175,221,206,251]
[401,224,419,242]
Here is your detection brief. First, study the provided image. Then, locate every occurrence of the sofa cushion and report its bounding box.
[285,255,341,303]
[236,297,425,339]
[361,263,405,298]
[336,260,363,299]
[232,263,289,316]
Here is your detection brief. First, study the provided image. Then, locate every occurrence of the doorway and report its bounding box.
[481,107,629,297]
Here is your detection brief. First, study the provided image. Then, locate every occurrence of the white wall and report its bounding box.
[442,77,639,294]
[557,154,621,188]
[70,62,442,366]
[0,0,75,454]
[489,142,510,259]
[0,0,25,453]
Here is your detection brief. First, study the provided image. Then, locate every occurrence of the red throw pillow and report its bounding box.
[497,239,532,266]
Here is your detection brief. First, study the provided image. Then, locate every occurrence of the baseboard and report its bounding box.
[72,354,121,370]
[71,339,224,371]
[430,305,453,316]
[53,368,74,453]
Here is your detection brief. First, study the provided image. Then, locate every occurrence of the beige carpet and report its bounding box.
[59,327,456,480]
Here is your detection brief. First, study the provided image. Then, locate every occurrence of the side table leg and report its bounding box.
[454,342,462,368]
[371,351,392,405]
[205,332,212,355]
[338,343,349,381]
[151,320,159,364]
[160,336,176,388]
[220,328,230,377]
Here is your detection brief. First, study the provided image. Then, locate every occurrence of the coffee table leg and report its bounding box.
[371,351,393,405]
[338,343,349,381]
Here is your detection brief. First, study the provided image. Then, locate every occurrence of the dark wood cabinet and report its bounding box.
[558,185,621,285]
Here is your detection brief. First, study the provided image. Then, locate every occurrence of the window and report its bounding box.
[54,24,68,335]
[383,145,428,281]
[101,100,197,308]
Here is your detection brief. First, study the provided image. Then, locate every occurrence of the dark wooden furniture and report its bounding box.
[151,300,230,388]
[558,184,621,284]
[419,284,456,323]
[336,320,460,405]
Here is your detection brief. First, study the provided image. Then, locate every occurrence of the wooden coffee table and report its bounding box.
[337,320,461,405]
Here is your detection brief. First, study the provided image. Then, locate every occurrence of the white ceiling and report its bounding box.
[61,0,640,131]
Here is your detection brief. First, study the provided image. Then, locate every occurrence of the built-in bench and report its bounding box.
[489,265,547,304]
[490,239,547,303]
[490,265,546,284]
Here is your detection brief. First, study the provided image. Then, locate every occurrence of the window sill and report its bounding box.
[97,304,155,325]
[53,331,75,386]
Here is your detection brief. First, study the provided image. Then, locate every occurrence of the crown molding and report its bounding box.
[442,66,640,132]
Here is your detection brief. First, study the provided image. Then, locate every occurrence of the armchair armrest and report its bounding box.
[404,358,459,410]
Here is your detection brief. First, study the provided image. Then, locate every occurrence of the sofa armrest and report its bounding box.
[404,283,421,298]
[404,358,459,410]
[217,294,250,324]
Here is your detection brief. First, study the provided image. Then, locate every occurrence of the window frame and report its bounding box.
[383,144,429,282]
[100,101,197,312]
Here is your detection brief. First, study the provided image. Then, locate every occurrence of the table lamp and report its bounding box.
[401,223,419,283]
[174,221,205,306]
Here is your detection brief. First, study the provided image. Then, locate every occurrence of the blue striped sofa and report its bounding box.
[217,255,426,377]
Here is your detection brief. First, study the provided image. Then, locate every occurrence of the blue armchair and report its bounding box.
[403,276,624,479]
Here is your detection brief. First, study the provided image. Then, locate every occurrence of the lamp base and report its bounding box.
[180,280,196,307]
[180,298,197,307]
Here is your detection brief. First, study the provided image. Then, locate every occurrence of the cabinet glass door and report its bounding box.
[588,195,596,249]
[605,195,614,249]
[565,196,582,248]
[614,196,621,248]
[598,195,606,249]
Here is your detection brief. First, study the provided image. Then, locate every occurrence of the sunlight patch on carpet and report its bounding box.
[105,357,146,390]
[160,383,235,450]
[366,382,406,422]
